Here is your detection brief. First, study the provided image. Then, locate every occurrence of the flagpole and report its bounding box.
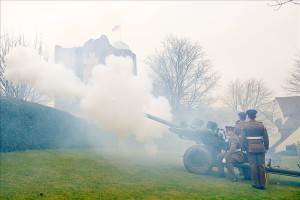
[119,25,122,42]
[112,24,121,41]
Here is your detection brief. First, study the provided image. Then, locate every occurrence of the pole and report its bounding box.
[119,25,122,41]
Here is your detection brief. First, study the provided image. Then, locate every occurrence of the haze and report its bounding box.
[1,1,299,98]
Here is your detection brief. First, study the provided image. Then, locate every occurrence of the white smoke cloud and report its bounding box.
[4,47,86,101]
[80,55,172,145]
[144,143,158,156]
[4,47,172,154]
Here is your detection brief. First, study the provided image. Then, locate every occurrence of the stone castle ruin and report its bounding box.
[54,35,136,114]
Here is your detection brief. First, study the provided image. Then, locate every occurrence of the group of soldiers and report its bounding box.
[217,109,269,190]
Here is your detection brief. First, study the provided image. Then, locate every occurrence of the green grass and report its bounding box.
[0,148,299,199]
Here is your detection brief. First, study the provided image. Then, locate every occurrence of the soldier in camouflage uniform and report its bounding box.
[217,126,244,182]
[241,109,269,190]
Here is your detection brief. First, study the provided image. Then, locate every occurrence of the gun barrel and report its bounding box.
[236,163,300,177]
[267,166,300,177]
[145,113,180,128]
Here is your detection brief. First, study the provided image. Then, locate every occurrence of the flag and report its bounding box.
[112,24,120,32]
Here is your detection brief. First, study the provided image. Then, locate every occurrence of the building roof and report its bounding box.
[275,96,300,117]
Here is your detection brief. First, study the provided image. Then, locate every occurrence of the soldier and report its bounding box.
[241,109,269,190]
[217,126,244,182]
[234,112,251,178]
[235,112,247,137]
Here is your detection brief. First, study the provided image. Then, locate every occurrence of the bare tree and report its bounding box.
[147,35,220,114]
[222,79,278,136]
[268,0,300,10]
[223,79,274,112]
[0,29,50,104]
[282,54,300,95]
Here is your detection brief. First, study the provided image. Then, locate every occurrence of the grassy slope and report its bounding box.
[0,149,299,200]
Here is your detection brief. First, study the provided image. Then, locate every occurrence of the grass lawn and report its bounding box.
[0,148,299,199]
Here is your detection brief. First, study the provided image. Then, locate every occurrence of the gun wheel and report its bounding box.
[183,145,212,174]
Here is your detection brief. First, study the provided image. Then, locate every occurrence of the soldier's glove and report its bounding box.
[222,158,226,164]
[242,151,247,154]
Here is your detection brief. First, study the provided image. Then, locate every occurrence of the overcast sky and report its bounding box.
[1,1,299,99]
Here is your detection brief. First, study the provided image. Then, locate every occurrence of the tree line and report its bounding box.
[1,32,299,120]
[147,35,299,115]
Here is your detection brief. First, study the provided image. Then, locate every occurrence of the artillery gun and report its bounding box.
[146,113,300,178]
[146,113,227,174]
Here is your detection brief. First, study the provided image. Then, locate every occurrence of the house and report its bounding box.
[271,96,300,152]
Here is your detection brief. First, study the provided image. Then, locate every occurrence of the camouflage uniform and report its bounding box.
[218,134,244,180]
[241,118,269,189]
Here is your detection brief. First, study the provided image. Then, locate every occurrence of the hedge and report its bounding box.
[0,97,112,152]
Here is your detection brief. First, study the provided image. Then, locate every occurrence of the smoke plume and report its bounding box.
[4,47,172,154]
[4,47,86,101]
